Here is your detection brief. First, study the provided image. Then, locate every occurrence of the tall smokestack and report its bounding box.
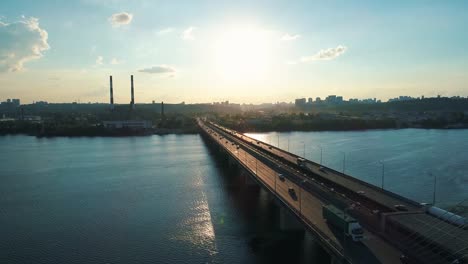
[130,75,135,110]
[109,75,114,110]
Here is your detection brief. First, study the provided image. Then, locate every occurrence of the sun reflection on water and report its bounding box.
[171,185,218,256]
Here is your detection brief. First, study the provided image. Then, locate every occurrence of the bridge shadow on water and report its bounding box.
[201,135,332,264]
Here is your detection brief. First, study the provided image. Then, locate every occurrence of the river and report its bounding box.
[0,129,467,263]
[246,128,468,207]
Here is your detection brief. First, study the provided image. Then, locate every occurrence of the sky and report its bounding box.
[0,0,467,104]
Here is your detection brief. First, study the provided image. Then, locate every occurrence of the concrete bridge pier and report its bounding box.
[330,255,342,264]
[227,156,237,168]
[279,207,304,232]
[239,170,257,187]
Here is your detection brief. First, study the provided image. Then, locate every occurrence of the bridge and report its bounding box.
[198,119,468,264]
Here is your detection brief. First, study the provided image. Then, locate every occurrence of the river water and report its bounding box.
[1,129,467,263]
[246,129,468,207]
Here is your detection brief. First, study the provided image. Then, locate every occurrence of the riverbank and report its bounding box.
[0,121,199,137]
[218,120,468,133]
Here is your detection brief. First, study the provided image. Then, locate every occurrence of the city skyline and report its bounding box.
[1,0,468,104]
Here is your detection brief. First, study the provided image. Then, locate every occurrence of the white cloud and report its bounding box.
[139,65,176,75]
[157,27,174,35]
[182,26,195,40]
[0,17,50,72]
[95,56,104,66]
[110,58,121,65]
[109,12,133,27]
[301,45,347,62]
[281,33,301,41]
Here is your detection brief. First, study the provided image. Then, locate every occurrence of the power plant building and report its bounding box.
[103,120,152,129]
[104,75,152,130]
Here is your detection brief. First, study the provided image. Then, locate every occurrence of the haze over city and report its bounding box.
[1,0,468,104]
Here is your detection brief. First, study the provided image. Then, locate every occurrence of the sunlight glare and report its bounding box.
[213,26,271,81]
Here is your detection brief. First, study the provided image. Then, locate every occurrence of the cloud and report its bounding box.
[109,12,133,27]
[182,27,195,40]
[0,17,50,72]
[95,56,104,66]
[281,33,301,41]
[110,58,121,65]
[157,27,174,35]
[301,45,347,62]
[139,65,176,74]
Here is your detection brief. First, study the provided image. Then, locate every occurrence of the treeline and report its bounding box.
[0,121,147,137]
[217,114,397,132]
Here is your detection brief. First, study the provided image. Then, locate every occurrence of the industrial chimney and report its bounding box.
[161,101,165,119]
[130,75,135,110]
[109,75,114,110]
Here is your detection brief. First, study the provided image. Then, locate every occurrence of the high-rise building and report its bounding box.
[326,95,337,104]
[295,98,306,106]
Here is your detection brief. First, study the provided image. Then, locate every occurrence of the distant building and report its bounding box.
[325,95,337,104]
[103,120,152,129]
[295,98,307,106]
[23,116,41,122]
[388,96,416,102]
[316,97,322,103]
[308,97,313,104]
[1,98,20,107]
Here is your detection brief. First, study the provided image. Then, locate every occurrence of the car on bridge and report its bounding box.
[278,173,285,182]
[288,187,298,200]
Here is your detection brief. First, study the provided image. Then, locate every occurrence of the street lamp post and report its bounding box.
[340,151,346,174]
[318,146,323,165]
[287,137,290,152]
[277,135,280,148]
[303,142,306,158]
[379,161,385,190]
[431,172,437,205]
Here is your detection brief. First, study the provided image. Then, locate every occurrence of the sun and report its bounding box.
[213,26,271,81]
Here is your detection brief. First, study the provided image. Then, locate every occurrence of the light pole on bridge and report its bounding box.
[318,145,323,165]
[340,151,346,174]
[379,160,385,190]
[430,172,437,205]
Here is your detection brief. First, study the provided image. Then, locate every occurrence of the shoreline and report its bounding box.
[2,126,468,138]
[227,125,468,134]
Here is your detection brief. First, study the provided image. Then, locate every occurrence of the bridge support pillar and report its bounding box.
[228,156,237,168]
[330,255,342,264]
[244,173,257,186]
[279,207,303,231]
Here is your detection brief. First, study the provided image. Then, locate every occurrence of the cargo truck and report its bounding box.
[322,204,364,241]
